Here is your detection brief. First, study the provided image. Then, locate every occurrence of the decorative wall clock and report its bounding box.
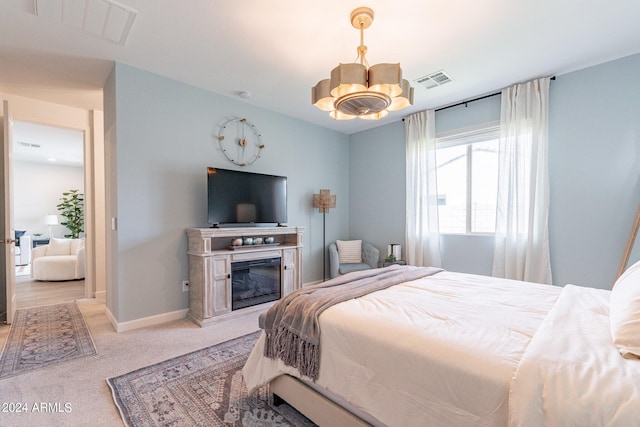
[216,118,264,166]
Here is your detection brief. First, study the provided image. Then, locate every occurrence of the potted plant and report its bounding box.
[56,189,84,239]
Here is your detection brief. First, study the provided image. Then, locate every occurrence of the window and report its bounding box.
[435,124,500,234]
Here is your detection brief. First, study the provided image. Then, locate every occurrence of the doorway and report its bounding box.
[13,121,87,309]
[2,95,105,326]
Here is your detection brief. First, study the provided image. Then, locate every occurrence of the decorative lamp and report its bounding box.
[313,189,336,281]
[45,214,58,238]
[312,7,414,120]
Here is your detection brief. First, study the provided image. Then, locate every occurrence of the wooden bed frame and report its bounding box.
[270,375,371,427]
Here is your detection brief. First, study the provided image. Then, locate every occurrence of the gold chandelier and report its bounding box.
[312,7,414,121]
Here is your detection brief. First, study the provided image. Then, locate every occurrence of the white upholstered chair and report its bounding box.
[31,238,85,281]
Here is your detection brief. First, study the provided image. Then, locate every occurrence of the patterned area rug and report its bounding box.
[107,331,314,427]
[0,302,97,378]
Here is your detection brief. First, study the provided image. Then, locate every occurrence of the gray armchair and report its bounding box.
[329,241,380,279]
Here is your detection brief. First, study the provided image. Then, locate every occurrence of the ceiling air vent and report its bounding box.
[17,141,41,148]
[33,0,138,46]
[416,71,453,90]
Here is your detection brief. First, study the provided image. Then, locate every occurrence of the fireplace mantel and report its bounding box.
[186,226,304,327]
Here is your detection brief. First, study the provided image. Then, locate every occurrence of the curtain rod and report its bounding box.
[436,76,556,112]
[404,76,556,117]
[436,91,500,112]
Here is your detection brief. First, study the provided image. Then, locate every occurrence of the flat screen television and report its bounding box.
[207,167,287,226]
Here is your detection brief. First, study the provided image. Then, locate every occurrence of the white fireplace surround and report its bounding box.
[186,226,304,327]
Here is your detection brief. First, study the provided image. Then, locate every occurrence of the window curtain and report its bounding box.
[405,110,442,267]
[492,77,552,284]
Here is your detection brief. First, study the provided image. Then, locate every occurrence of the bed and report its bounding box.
[243,264,640,426]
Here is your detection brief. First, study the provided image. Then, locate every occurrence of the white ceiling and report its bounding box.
[1,0,640,136]
[13,121,84,167]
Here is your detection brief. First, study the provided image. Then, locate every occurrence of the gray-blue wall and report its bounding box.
[105,63,349,322]
[349,53,640,289]
[105,53,640,324]
[548,53,640,288]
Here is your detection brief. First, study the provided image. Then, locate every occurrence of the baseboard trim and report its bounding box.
[104,306,118,332]
[105,307,189,333]
[105,281,317,332]
[94,290,106,302]
[303,280,323,287]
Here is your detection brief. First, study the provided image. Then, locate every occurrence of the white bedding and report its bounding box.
[509,284,640,426]
[244,271,561,426]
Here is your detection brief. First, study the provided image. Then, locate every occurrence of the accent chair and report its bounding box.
[31,238,85,281]
[328,240,380,279]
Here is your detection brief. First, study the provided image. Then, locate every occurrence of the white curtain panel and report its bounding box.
[405,110,442,268]
[492,77,553,284]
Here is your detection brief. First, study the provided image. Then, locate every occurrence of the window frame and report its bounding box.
[435,121,500,235]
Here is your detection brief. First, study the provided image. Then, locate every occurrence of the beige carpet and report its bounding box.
[0,299,260,427]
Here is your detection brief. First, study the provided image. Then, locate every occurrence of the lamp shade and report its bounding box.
[45,214,59,225]
[313,189,336,214]
[388,80,414,111]
[368,63,403,97]
[330,63,368,98]
[312,79,334,112]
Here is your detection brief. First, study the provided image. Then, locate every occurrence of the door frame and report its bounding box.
[1,100,17,323]
[1,93,106,311]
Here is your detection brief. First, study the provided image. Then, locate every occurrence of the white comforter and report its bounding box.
[509,284,640,426]
[243,271,640,426]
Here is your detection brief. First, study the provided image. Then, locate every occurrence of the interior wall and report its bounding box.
[349,96,500,275]
[91,111,107,299]
[13,160,84,237]
[349,52,640,290]
[348,121,406,253]
[105,63,350,324]
[103,70,118,317]
[548,53,640,288]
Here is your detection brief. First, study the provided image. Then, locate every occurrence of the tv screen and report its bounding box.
[207,167,287,226]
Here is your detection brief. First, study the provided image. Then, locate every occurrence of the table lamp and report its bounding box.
[45,214,59,238]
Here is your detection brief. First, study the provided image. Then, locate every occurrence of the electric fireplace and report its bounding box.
[231,257,281,310]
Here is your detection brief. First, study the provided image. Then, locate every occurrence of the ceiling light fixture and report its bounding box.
[312,7,414,121]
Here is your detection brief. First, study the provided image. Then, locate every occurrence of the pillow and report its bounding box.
[15,230,26,247]
[46,238,72,256]
[336,240,362,263]
[610,259,640,359]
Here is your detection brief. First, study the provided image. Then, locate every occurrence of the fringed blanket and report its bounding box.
[263,264,442,380]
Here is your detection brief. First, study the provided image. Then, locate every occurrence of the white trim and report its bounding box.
[436,120,500,148]
[94,290,106,302]
[435,122,500,235]
[303,280,323,287]
[105,307,189,333]
[105,279,318,332]
[104,306,118,331]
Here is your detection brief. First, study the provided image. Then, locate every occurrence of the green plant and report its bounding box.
[56,189,84,239]
[385,253,397,262]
